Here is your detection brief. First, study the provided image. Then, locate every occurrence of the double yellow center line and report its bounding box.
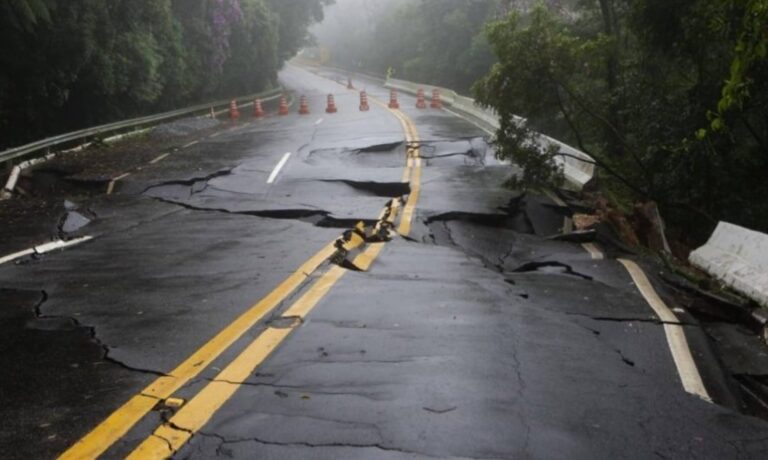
[59,97,422,460]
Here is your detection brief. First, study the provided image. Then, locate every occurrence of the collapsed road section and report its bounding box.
[1,63,768,460]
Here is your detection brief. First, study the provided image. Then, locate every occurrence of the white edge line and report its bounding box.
[1,236,94,266]
[618,258,712,402]
[182,141,199,149]
[0,248,35,265]
[149,153,171,165]
[34,236,94,255]
[315,118,324,126]
[267,153,292,184]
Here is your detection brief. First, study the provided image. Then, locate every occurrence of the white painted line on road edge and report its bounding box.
[315,118,324,126]
[182,141,199,149]
[106,173,131,195]
[149,153,170,164]
[267,153,292,184]
[618,258,712,402]
[1,236,94,266]
[0,248,35,266]
[34,236,94,255]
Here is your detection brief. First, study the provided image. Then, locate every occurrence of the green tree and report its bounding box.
[0,0,331,149]
[267,0,333,62]
[475,0,768,241]
[1,0,52,31]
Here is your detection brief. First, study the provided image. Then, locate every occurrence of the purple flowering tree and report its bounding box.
[209,0,244,75]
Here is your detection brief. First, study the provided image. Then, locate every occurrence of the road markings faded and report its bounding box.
[315,118,324,126]
[149,153,170,165]
[58,242,337,460]
[618,258,712,402]
[267,152,292,184]
[182,140,199,149]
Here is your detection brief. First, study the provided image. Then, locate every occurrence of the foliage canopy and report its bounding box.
[0,0,331,148]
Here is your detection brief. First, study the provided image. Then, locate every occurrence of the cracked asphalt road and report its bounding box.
[2,64,768,459]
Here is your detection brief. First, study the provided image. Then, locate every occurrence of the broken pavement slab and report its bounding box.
[3,62,768,460]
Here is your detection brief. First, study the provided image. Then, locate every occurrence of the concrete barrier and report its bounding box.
[384,77,595,190]
[690,222,768,307]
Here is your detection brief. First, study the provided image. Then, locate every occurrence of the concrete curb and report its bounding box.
[690,222,768,308]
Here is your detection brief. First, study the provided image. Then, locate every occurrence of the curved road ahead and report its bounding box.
[2,64,768,459]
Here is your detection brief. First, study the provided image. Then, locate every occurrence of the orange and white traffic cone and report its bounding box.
[229,100,240,120]
[278,95,289,116]
[326,94,338,114]
[388,89,400,109]
[347,77,355,90]
[298,95,310,115]
[359,90,370,112]
[253,99,265,118]
[416,88,427,109]
[430,89,443,109]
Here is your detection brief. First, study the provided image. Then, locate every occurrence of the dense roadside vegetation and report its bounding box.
[317,0,768,246]
[0,0,332,149]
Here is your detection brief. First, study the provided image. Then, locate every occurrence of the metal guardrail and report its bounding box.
[0,87,283,165]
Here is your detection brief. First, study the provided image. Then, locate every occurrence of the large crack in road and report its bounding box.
[5,66,768,459]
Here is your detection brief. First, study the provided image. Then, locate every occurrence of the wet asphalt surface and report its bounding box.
[2,64,768,459]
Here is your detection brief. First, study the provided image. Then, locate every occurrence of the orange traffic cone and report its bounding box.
[229,100,240,120]
[388,89,400,109]
[298,95,310,115]
[347,77,355,90]
[359,90,370,112]
[326,94,338,114]
[278,95,289,116]
[253,99,265,118]
[430,89,443,109]
[416,89,427,109]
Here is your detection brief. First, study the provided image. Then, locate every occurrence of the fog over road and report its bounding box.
[2,64,768,459]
